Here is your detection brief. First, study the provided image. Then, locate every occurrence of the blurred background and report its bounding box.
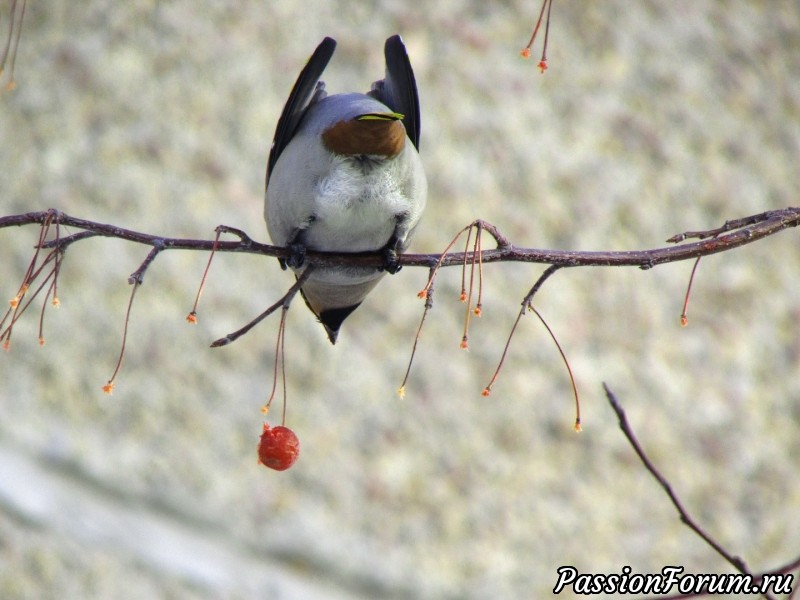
[1,1,799,598]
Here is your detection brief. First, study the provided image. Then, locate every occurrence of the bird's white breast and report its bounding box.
[305,155,410,252]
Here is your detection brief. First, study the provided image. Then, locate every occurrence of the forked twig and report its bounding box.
[602,383,773,598]
[604,383,800,600]
[209,266,314,348]
[482,264,563,396]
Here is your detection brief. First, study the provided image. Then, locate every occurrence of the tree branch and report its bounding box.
[2,207,799,271]
[603,383,791,600]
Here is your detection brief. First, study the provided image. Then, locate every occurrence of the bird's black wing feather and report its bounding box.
[266,37,337,187]
[369,35,421,150]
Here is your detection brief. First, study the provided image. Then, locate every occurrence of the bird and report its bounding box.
[265,35,427,344]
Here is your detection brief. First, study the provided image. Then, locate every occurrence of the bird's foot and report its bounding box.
[285,243,307,269]
[382,246,402,274]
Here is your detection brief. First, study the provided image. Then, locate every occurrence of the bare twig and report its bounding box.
[0,0,26,91]
[602,383,779,600]
[209,266,313,348]
[666,211,785,243]
[528,303,580,431]
[128,244,164,285]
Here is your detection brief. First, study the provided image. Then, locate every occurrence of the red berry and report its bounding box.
[257,423,300,471]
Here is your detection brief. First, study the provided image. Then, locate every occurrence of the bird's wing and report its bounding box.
[368,35,421,150]
[266,37,337,187]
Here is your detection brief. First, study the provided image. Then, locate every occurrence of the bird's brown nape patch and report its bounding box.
[322,113,406,158]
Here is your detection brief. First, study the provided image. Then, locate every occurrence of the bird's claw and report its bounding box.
[285,243,307,269]
[382,247,402,274]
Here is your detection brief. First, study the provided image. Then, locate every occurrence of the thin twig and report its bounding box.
[482,265,564,396]
[602,383,777,600]
[102,279,141,394]
[666,211,781,242]
[528,304,580,430]
[129,244,163,285]
[398,267,437,397]
[209,266,313,348]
